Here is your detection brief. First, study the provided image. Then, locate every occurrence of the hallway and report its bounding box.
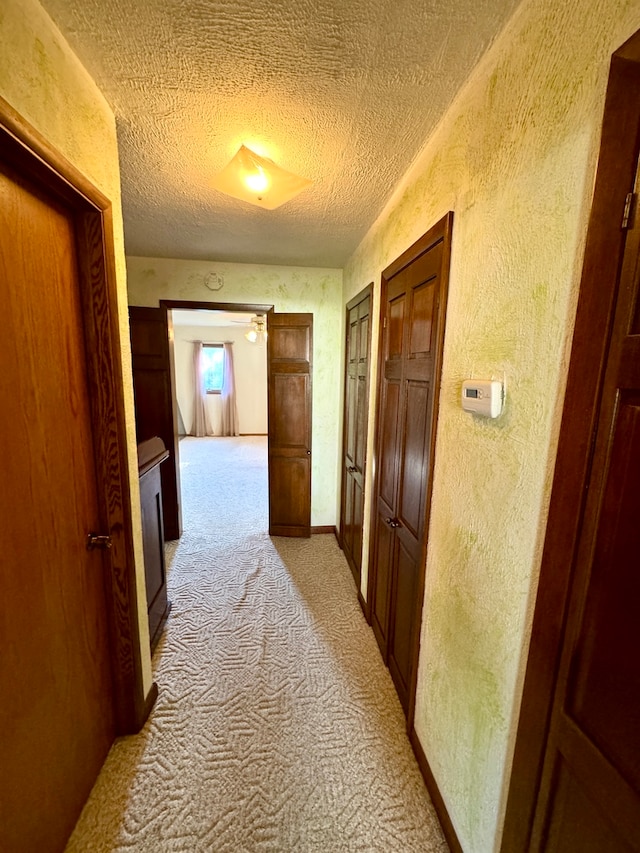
[66,437,448,852]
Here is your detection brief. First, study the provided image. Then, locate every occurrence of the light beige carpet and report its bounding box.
[66,437,448,852]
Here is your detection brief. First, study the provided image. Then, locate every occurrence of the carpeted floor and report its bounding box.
[66,437,448,852]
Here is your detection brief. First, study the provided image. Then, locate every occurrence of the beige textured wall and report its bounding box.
[0,0,153,693]
[127,257,344,526]
[343,0,640,850]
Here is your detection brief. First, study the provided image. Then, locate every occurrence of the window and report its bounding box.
[202,344,224,393]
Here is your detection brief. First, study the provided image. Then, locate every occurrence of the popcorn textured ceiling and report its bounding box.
[40,0,521,267]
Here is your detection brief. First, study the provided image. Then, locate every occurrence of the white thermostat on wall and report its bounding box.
[461,379,504,418]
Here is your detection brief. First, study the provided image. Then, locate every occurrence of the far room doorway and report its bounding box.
[171,307,269,442]
[128,300,314,546]
[129,301,271,544]
[172,306,270,546]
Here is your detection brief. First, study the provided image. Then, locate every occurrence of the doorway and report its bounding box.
[171,308,269,441]
[129,301,314,540]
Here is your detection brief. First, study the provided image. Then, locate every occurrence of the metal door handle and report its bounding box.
[307,449,311,455]
[87,532,112,550]
[348,465,357,473]
[385,517,401,528]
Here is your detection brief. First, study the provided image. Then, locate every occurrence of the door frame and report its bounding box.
[366,212,453,729]
[0,96,150,733]
[158,299,273,520]
[339,282,373,605]
[501,31,640,851]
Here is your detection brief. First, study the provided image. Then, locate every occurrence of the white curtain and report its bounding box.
[220,341,239,437]
[190,341,213,436]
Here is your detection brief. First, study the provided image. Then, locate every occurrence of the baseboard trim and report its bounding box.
[311,525,336,535]
[135,681,158,731]
[357,589,370,622]
[409,727,463,853]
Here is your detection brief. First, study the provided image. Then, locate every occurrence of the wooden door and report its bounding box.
[369,214,452,714]
[267,313,312,537]
[129,306,182,540]
[526,158,640,853]
[340,286,373,589]
[0,163,115,850]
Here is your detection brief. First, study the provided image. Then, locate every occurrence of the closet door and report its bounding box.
[369,213,453,715]
[340,285,372,589]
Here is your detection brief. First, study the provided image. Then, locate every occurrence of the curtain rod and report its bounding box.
[188,340,234,345]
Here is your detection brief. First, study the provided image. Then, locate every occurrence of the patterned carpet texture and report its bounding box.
[66,437,448,852]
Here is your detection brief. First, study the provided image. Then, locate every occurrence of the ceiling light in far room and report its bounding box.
[211,145,312,210]
[245,315,267,344]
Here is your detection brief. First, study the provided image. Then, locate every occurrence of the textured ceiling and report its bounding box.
[40,0,521,267]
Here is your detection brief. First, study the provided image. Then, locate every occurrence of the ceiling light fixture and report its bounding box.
[244,314,267,344]
[211,145,312,210]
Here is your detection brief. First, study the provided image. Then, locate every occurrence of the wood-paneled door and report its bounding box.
[340,285,373,590]
[503,31,640,853]
[369,213,453,717]
[129,305,182,540]
[268,313,313,537]
[0,100,147,852]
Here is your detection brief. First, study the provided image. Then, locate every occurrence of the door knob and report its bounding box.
[87,532,112,550]
[348,465,357,473]
[385,517,401,529]
[307,449,311,455]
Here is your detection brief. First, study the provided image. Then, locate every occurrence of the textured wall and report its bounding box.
[343,0,640,850]
[173,324,268,436]
[127,257,343,526]
[0,0,153,693]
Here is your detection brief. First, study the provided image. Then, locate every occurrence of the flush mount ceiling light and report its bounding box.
[211,145,312,210]
[244,314,267,344]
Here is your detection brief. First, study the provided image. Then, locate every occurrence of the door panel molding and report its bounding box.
[0,97,149,732]
[267,313,313,537]
[502,30,640,852]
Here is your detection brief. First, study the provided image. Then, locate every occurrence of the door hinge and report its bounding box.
[86,532,112,550]
[622,192,635,229]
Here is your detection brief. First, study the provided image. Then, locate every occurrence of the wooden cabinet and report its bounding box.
[138,437,171,650]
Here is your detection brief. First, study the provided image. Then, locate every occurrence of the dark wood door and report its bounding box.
[267,313,312,537]
[369,214,452,714]
[129,306,182,540]
[340,286,372,588]
[527,162,640,852]
[0,163,115,851]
